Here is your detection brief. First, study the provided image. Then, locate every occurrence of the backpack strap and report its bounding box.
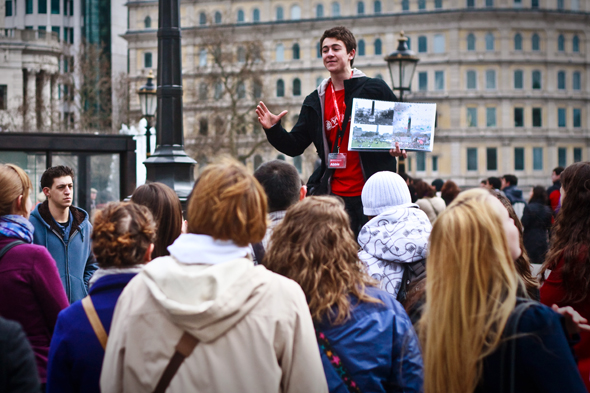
[0,240,26,261]
[251,242,266,266]
[81,296,108,350]
[153,332,200,393]
[397,259,426,303]
[315,327,362,393]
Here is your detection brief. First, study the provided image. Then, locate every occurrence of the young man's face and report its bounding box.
[322,37,355,75]
[44,176,74,209]
[501,177,508,190]
[551,171,560,183]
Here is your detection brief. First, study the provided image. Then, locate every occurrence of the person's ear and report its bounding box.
[14,195,23,213]
[299,185,307,201]
[42,187,50,198]
[348,49,356,62]
[144,243,155,262]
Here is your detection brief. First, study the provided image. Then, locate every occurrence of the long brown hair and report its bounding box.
[540,161,590,303]
[131,182,183,258]
[265,196,380,324]
[0,164,32,217]
[440,180,460,205]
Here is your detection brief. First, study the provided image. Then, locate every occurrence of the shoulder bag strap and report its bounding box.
[81,296,108,350]
[0,240,26,260]
[153,332,200,393]
[251,242,266,266]
[315,327,362,393]
[426,198,442,216]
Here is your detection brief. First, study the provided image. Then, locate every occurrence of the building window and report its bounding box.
[466,70,477,89]
[68,0,73,15]
[573,71,581,90]
[418,0,426,9]
[557,71,566,90]
[487,148,497,170]
[26,0,33,13]
[416,151,426,171]
[486,0,494,6]
[290,43,300,60]
[0,85,6,110]
[402,0,410,10]
[435,0,443,8]
[514,107,524,127]
[558,147,566,167]
[467,33,476,51]
[237,82,246,99]
[214,11,222,24]
[467,0,474,7]
[558,108,566,127]
[573,35,579,52]
[573,108,581,127]
[574,147,582,162]
[253,8,260,22]
[276,79,285,97]
[276,43,284,62]
[571,0,579,10]
[199,12,206,25]
[317,42,321,58]
[316,4,324,17]
[532,107,542,127]
[375,74,383,79]
[51,0,59,13]
[214,81,223,100]
[435,71,444,90]
[39,0,47,13]
[418,72,428,91]
[533,147,543,170]
[51,26,59,39]
[199,49,207,66]
[276,6,284,20]
[293,78,301,96]
[514,33,522,50]
[237,9,244,23]
[144,52,152,68]
[558,34,565,51]
[374,0,382,12]
[198,82,208,100]
[485,70,496,89]
[253,81,262,98]
[532,70,541,89]
[467,107,478,127]
[514,70,523,89]
[407,37,411,49]
[514,0,522,7]
[358,39,366,56]
[199,118,208,135]
[332,2,340,16]
[418,36,427,53]
[514,148,525,170]
[144,16,151,28]
[557,0,564,8]
[532,33,540,51]
[5,0,12,16]
[433,34,445,53]
[486,107,496,127]
[485,33,494,51]
[467,148,478,171]
[432,156,438,171]
[358,1,365,14]
[531,0,538,6]
[374,38,382,55]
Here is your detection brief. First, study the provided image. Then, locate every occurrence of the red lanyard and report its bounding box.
[328,71,352,153]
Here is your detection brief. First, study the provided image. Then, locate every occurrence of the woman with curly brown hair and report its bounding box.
[46,202,156,393]
[265,196,423,393]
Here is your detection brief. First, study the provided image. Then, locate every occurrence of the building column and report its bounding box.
[40,71,51,130]
[24,69,37,131]
[50,74,59,131]
[502,139,512,174]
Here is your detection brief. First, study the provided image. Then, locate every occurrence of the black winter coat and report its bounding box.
[264,73,397,195]
[0,317,40,392]
[521,202,553,265]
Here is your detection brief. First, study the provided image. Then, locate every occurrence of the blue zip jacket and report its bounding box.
[45,272,138,393]
[29,201,97,304]
[316,287,424,393]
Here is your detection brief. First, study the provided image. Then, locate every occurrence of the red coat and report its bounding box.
[541,257,590,392]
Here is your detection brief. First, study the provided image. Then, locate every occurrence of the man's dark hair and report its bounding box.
[41,165,75,189]
[553,166,565,176]
[502,174,518,186]
[487,177,501,190]
[320,26,357,67]
[431,178,444,192]
[254,160,301,213]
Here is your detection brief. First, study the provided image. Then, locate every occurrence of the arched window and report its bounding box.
[276,6,284,20]
[513,70,523,89]
[237,81,246,99]
[557,71,566,89]
[199,118,208,135]
[374,0,382,13]
[292,43,300,60]
[254,155,263,170]
[358,1,365,14]
[276,79,285,97]
[214,81,223,100]
[144,16,151,29]
[332,2,340,16]
[199,49,207,67]
[418,0,426,9]
[237,9,244,23]
[199,82,208,100]
[316,4,324,17]
[573,35,579,52]
[466,70,476,89]
[237,46,246,63]
[402,0,410,10]
[374,38,382,55]
[214,11,222,24]
[199,12,207,25]
[253,80,262,98]
[558,34,565,51]
[418,36,427,53]
[291,5,301,19]
[573,71,581,90]
[276,43,284,62]
[532,33,540,51]
[293,78,301,96]
[532,70,541,89]
[144,52,152,68]
[485,32,494,51]
[467,33,476,51]
[358,39,366,56]
[514,33,522,50]
[252,8,260,22]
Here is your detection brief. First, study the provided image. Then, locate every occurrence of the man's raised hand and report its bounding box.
[256,101,288,130]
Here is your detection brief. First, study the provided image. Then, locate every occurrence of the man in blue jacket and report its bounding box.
[29,166,97,303]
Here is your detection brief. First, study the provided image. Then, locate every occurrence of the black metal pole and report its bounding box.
[144,0,196,203]
[145,116,152,157]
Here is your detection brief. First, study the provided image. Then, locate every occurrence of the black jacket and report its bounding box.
[0,317,40,392]
[521,202,553,265]
[264,72,397,194]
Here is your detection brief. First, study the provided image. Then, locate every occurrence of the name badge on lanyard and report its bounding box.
[327,80,347,169]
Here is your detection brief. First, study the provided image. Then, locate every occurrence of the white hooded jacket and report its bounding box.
[358,205,432,298]
[100,234,328,393]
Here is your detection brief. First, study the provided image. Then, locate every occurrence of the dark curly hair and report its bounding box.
[91,202,156,268]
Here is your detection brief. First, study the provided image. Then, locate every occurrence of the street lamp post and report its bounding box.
[385,31,420,173]
[138,70,157,157]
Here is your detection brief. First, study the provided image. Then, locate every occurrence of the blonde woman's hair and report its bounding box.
[265,196,381,325]
[0,164,32,216]
[419,188,520,393]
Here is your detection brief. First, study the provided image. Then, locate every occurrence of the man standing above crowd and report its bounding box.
[547,166,563,213]
[29,166,97,303]
[256,26,406,238]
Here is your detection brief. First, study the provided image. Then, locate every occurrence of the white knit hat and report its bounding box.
[362,171,412,216]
